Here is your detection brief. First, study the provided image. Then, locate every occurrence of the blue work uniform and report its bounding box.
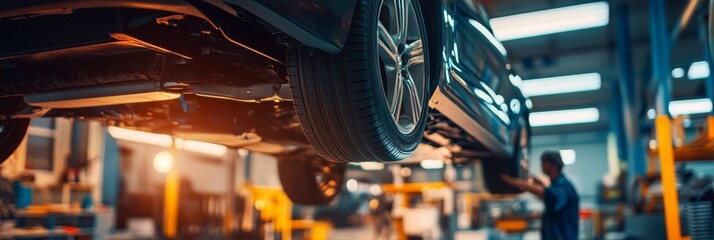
[542,175,579,240]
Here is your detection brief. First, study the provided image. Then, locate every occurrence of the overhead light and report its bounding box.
[108,127,172,147]
[175,139,228,157]
[559,149,576,165]
[669,98,713,116]
[490,2,609,41]
[346,179,358,192]
[420,159,444,169]
[530,108,600,127]
[671,68,685,78]
[468,19,507,56]
[360,162,385,171]
[521,73,601,97]
[687,61,710,79]
[108,127,228,156]
[153,151,174,174]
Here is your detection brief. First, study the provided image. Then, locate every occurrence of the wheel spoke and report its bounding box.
[390,76,404,120]
[403,75,422,124]
[377,22,398,64]
[393,0,410,43]
[406,39,424,67]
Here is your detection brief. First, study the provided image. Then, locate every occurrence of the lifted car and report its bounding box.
[0,0,530,204]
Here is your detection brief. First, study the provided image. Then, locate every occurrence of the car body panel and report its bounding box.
[226,0,357,54]
[434,0,526,159]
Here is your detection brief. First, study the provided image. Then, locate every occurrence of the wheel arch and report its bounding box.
[419,0,446,97]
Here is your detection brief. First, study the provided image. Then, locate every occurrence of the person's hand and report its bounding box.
[531,177,545,186]
[530,176,550,187]
[501,174,518,185]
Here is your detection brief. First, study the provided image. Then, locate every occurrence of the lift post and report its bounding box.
[650,0,680,238]
[163,141,180,238]
[654,116,682,240]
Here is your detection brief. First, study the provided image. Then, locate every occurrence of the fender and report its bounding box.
[227,0,358,54]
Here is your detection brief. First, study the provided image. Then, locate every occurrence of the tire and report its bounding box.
[0,119,30,164]
[287,0,430,163]
[277,155,346,205]
[482,117,530,194]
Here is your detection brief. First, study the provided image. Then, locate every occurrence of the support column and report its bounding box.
[224,149,239,235]
[701,12,714,111]
[615,3,645,177]
[650,0,681,239]
[163,142,180,238]
[655,117,681,240]
[650,0,672,116]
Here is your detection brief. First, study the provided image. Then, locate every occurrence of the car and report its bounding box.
[0,0,530,204]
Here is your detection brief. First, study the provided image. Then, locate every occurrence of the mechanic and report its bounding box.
[501,151,580,240]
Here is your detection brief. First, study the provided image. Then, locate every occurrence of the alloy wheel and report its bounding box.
[377,0,426,134]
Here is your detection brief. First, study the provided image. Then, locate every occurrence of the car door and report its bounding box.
[440,0,514,153]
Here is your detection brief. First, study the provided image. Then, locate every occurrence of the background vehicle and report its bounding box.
[0,0,529,204]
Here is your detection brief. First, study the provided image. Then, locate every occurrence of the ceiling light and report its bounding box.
[346,179,358,192]
[175,139,228,157]
[669,98,713,116]
[530,108,600,127]
[360,162,385,171]
[490,2,609,41]
[521,73,601,97]
[108,127,172,147]
[671,68,685,78]
[687,61,710,79]
[420,159,444,169]
[559,149,576,165]
[153,151,174,174]
[108,127,228,156]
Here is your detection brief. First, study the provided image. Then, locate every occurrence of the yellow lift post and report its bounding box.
[650,116,714,240]
[244,185,332,240]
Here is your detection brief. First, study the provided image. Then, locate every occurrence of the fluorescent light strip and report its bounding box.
[669,98,713,116]
[175,139,228,157]
[530,107,600,127]
[107,127,228,156]
[521,73,601,97]
[468,19,507,56]
[687,61,710,79]
[490,2,609,41]
[420,159,444,169]
[108,127,173,147]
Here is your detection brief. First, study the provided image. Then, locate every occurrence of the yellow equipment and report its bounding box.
[647,115,714,240]
[243,185,331,240]
[381,182,450,240]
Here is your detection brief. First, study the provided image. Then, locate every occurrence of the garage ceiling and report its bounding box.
[480,0,710,135]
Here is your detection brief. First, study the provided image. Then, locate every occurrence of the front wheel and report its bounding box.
[287,0,430,163]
